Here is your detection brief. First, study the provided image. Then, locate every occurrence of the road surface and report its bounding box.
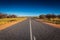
[0,18,60,40]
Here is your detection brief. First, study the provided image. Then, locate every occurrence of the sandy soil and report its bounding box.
[36,19,60,29]
[0,18,27,30]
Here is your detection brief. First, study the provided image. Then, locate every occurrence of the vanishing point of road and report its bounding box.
[0,18,60,40]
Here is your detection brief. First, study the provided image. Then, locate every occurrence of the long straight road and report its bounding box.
[0,18,60,40]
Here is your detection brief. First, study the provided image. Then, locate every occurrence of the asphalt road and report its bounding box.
[0,18,60,40]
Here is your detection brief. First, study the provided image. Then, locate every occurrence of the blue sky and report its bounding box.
[0,0,60,16]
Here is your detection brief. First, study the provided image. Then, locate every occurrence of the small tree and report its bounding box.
[57,15,60,18]
[7,15,17,18]
[0,13,8,18]
[51,14,56,19]
[45,14,52,20]
[39,14,46,19]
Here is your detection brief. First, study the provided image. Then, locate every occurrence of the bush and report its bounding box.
[39,14,46,19]
[54,20,60,24]
[0,12,17,19]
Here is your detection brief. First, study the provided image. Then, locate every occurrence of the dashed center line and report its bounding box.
[29,18,36,40]
[29,18,33,40]
[33,36,36,40]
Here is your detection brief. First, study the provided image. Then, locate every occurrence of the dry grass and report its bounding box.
[46,18,60,24]
[0,18,26,25]
[36,18,60,28]
[0,18,27,30]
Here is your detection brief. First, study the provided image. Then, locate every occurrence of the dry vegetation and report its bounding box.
[39,14,60,24]
[0,12,27,30]
[0,18,26,25]
[0,18,27,30]
[36,14,60,28]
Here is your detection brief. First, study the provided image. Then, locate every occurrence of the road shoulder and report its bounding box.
[0,18,27,30]
[36,19,60,29]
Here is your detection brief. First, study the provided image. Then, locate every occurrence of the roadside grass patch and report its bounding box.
[0,17,27,30]
[44,18,60,24]
[0,18,26,25]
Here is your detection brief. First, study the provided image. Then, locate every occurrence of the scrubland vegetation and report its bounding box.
[0,12,26,25]
[39,14,60,24]
[0,18,26,25]
[0,12,26,30]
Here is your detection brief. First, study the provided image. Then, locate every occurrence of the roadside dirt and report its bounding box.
[36,19,60,29]
[0,19,27,30]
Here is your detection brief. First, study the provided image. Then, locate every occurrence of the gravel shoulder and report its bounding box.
[0,18,27,30]
[36,19,60,29]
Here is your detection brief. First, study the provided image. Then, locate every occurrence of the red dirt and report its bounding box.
[0,19,26,30]
[36,19,60,29]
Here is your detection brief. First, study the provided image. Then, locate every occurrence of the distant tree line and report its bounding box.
[0,12,17,18]
[39,14,60,19]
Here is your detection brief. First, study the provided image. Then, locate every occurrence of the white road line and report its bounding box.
[33,36,36,40]
[29,18,36,40]
[29,18,33,40]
